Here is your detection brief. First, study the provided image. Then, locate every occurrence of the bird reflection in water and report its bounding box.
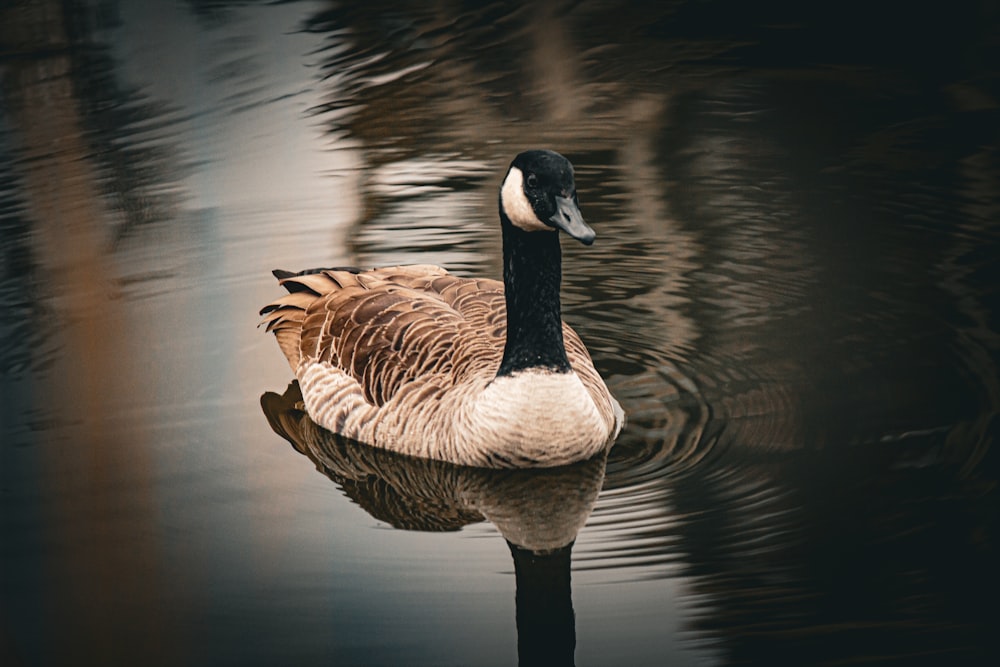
[261,381,606,667]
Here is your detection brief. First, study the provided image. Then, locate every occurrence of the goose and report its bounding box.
[260,149,624,468]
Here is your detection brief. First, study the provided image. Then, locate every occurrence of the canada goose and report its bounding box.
[260,150,624,467]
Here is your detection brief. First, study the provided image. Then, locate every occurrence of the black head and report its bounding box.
[500,150,595,245]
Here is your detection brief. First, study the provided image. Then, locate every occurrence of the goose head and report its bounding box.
[500,150,596,245]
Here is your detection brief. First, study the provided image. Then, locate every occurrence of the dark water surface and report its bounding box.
[2,1,998,665]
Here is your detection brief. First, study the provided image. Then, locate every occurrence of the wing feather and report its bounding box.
[261,266,505,408]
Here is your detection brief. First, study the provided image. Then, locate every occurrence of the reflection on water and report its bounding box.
[262,381,605,666]
[1,0,998,665]
[262,382,606,552]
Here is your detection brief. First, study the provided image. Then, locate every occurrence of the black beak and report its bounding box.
[550,196,595,245]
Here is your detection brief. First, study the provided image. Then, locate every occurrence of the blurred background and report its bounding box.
[1,1,998,665]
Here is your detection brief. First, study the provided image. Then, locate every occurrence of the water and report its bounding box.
[2,1,998,665]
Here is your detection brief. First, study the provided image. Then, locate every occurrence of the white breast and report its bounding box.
[465,370,611,466]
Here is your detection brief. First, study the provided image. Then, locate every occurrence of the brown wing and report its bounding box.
[260,266,507,407]
[359,267,507,338]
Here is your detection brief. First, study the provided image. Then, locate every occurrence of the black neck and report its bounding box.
[496,211,572,376]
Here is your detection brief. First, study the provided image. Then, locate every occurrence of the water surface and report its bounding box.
[2,1,998,665]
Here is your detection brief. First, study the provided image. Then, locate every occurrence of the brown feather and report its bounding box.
[261,267,501,403]
[260,263,622,465]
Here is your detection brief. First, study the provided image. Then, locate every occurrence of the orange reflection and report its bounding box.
[1,2,175,663]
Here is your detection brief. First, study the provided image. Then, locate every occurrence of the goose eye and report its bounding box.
[525,173,539,189]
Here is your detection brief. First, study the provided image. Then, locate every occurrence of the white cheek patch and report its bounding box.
[500,166,552,233]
